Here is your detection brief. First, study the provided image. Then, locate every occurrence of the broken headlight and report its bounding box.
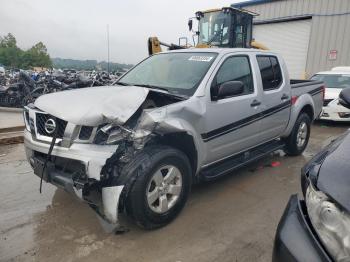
[94,123,129,145]
[306,182,350,261]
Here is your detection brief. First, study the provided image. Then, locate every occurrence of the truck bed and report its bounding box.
[290,79,323,88]
[290,79,324,121]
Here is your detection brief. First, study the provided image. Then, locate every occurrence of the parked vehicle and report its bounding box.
[273,87,350,262]
[311,66,350,121]
[23,48,324,230]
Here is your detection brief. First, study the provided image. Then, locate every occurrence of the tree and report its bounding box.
[0,33,52,69]
[0,33,22,67]
[0,33,17,48]
[25,42,52,68]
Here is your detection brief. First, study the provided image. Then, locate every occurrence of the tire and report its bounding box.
[125,146,192,229]
[284,113,311,156]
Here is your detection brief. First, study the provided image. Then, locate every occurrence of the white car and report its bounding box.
[311,67,350,121]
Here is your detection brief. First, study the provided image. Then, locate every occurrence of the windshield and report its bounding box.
[117,52,217,96]
[311,74,350,89]
[198,12,231,46]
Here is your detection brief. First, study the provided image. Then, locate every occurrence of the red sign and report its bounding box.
[329,50,337,60]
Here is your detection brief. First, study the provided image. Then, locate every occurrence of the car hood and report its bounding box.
[325,88,342,100]
[34,85,149,126]
[317,130,350,212]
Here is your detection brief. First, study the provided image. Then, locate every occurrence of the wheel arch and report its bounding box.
[299,104,314,120]
[116,136,197,212]
[154,132,198,178]
[282,94,315,138]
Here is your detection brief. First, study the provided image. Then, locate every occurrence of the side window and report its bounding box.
[257,56,283,90]
[215,56,254,96]
[270,57,282,87]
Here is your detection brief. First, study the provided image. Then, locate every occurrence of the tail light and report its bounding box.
[291,95,298,105]
[321,85,326,101]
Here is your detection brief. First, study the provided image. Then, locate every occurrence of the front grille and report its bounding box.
[29,117,35,131]
[323,99,333,106]
[79,126,93,140]
[36,113,67,138]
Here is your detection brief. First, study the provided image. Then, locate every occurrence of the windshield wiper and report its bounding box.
[134,84,189,100]
[116,82,131,86]
[133,84,169,92]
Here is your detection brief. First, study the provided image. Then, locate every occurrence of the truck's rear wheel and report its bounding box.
[284,113,311,156]
[126,146,191,229]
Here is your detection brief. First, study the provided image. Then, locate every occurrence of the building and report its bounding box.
[233,0,350,78]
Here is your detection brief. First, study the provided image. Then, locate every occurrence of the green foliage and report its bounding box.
[52,58,133,72]
[0,33,132,71]
[0,33,52,69]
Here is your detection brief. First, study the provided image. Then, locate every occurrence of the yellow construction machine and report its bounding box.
[148,7,268,55]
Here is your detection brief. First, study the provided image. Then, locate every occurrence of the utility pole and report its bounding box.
[107,24,110,73]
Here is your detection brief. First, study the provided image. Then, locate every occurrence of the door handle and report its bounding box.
[281,94,289,100]
[250,100,261,107]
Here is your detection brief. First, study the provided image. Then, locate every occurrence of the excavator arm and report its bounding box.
[147,37,185,55]
[250,39,269,50]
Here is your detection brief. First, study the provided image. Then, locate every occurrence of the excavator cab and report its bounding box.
[192,7,254,48]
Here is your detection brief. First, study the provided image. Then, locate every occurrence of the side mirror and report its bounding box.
[339,87,350,109]
[212,81,244,100]
[188,19,193,31]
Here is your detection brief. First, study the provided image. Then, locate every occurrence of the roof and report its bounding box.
[163,47,277,55]
[332,66,350,72]
[314,71,350,75]
[232,0,281,8]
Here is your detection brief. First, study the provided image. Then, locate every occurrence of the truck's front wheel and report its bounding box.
[284,113,311,156]
[126,146,192,229]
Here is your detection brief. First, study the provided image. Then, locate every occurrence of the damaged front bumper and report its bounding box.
[24,130,124,225]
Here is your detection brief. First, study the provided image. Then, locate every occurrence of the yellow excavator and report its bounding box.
[148,7,268,55]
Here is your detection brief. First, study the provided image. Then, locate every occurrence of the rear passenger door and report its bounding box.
[256,55,291,142]
[204,54,263,164]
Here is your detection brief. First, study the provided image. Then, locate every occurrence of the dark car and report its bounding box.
[273,88,350,262]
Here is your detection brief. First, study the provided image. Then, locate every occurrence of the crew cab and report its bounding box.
[23,48,324,230]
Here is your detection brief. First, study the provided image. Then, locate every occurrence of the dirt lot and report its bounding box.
[0,122,348,262]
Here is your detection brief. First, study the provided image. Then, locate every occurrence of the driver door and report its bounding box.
[204,54,263,164]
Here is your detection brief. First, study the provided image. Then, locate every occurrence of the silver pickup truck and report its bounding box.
[23,48,324,230]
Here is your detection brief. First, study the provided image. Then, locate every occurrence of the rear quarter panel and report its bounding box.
[282,82,323,137]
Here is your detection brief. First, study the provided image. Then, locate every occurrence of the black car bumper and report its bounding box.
[272,195,331,262]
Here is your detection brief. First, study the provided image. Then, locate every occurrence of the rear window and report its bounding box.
[311,74,350,89]
[257,56,283,90]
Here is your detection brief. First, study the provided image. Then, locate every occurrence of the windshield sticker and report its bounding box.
[189,56,214,62]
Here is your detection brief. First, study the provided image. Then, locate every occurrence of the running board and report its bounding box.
[199,140,285,181]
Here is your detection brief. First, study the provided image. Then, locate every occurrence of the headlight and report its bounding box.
[23,109,30,132]
[94,123,129,145]
[306,182,350,261]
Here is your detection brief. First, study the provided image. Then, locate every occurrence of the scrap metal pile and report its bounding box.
[0,70,119,108]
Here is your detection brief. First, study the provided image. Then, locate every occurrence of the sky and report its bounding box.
[0,0,248,64]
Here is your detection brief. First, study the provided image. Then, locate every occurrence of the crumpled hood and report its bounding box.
[317,131,350,212]
[34,85,149,126]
